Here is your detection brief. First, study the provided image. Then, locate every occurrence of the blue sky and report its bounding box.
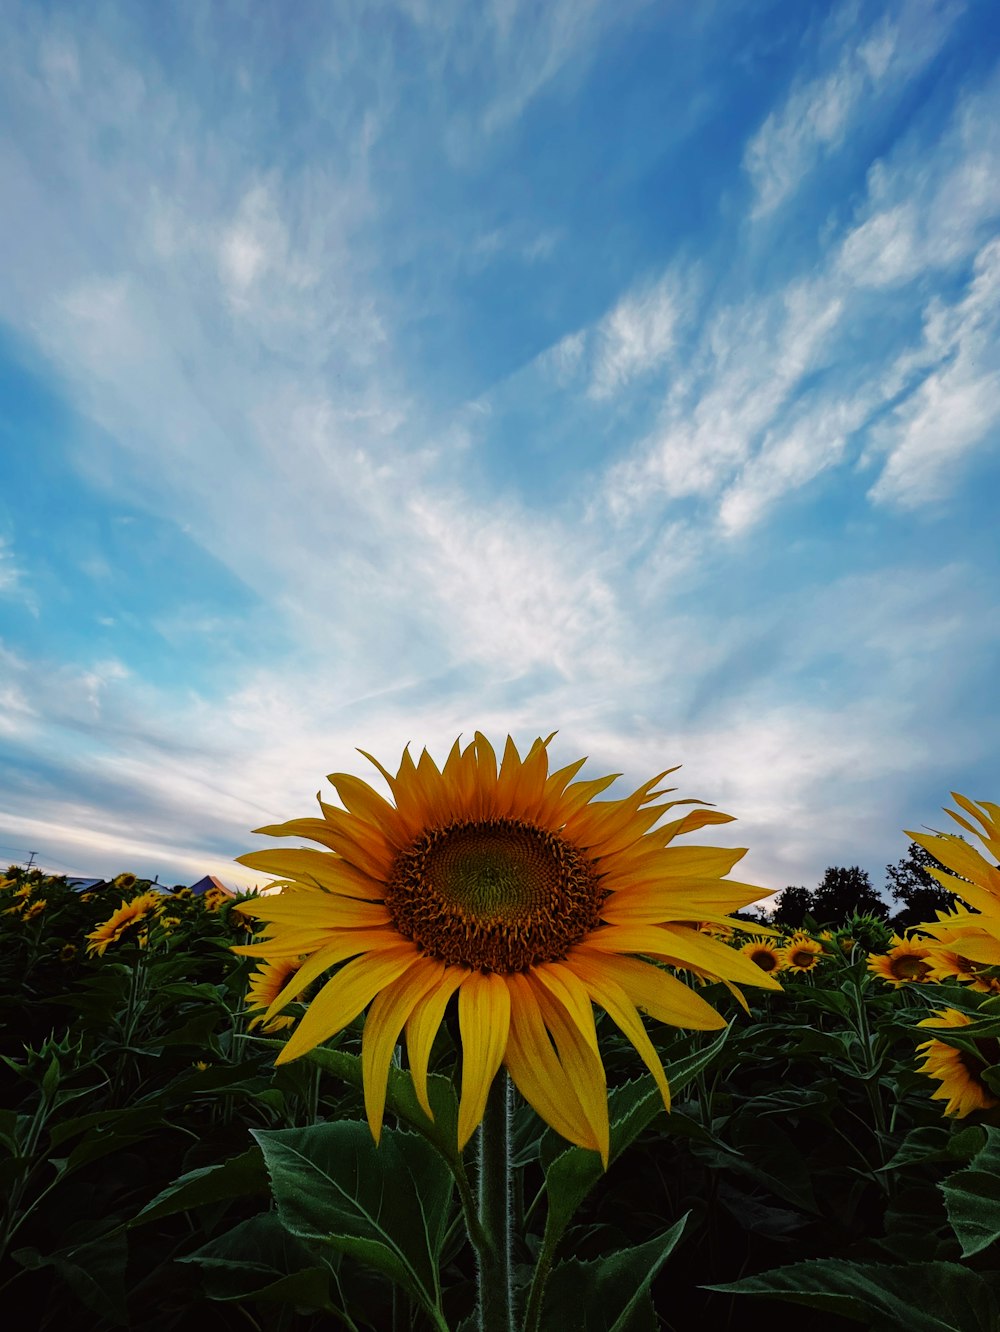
[1,0,998,902]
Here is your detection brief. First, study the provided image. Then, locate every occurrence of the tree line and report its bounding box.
[745,840,974,931]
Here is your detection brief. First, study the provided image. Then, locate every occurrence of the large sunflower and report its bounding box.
[234,733,781,1164]
[915,1008,1000,1118]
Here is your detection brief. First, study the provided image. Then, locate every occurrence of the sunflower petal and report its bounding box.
[362,958,445,1142]
[528,975,609,1167]
[584,924,783,990]
[457,972,511,1149]
[276,945,419,1065]
[568,956,673,1113]
[235,849,385,900]
[405,966,468,1120]
[262,929,403,1021]
[504,975,599,1152]
[570,947,726,1029]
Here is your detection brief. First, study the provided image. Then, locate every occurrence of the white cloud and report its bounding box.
[744,0,961,218]
[837,77,1000,287]
[868,238,1000,507]
[588,273,684,400]
[605,277,843,513]
[406,491,624,679]
[0,535,37,614]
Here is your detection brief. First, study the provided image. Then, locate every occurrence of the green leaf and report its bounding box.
[131,1145,268,1226]
[538,1026,733,1295]
[940,1125,1000,1256]
[708,1258,1000,1332]
[540,1217,689,1332]
[880,1124,985,1173]
[253,1120,453,1326]
[283,1040,462,1164]
[13,1230,129,1326]
[182,1211,334,1311]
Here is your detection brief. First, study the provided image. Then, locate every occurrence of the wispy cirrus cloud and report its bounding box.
[744,0,963,218]
[867,238,1000,508]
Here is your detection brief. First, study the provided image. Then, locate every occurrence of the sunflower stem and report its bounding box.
[476,1070,514,1332]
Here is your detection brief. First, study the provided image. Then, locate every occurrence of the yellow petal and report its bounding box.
[457,972,511,1149]
[262,929,403,1021]
[362,957,445,1142]
[504,975,599,1152]
[567,955,673,1114]
[238,894,390,928]
[327,772,408,846]
[529,961,600,1056]
[910,832,1000,897]
[601,845,748,886]
[405,965,468,1120]
[235,849,385,900]
[583,924,783,991]
[569,947,726,1030]
[276,945,419,1065]
[528,974,609,1167]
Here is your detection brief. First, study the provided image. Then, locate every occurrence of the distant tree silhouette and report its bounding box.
[770,885,815,928]
[731,906,772,928]
[811,866,888,925]
[887,839,974,930]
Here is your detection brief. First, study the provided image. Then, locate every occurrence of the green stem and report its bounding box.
[476,1072,514,1332]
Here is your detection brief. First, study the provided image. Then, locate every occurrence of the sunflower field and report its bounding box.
[2,742,999,1332]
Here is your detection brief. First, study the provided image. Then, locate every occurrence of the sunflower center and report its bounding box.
[891,954,932,981]
[385,818,606,973]
[750,948,778,972]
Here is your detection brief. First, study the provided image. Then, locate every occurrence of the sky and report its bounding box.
[0,0,998,905]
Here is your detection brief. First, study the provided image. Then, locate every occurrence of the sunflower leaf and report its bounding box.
[539,1216,689,1332]
[253,1121,453,1326]
[299,1043,461,1163]
[539,1025,733,1264]
[707,1258,999,1332]
[180,1211,336,1311]
[940,1125,1000,1256]
[129,1145,268,1227]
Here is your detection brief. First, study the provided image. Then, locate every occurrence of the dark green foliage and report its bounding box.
[771,884,815,927]
[811,866,888,925]
[2,867,1000,1331]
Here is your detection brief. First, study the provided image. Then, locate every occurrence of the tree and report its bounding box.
[886,839,973,930]
[810,866,888,926]
[770,885,815,928]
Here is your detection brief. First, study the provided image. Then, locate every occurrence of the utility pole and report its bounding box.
[25,851,37,870]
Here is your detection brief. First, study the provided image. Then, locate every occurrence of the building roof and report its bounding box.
[188,874,236,898]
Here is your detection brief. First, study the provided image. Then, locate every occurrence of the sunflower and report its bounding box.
[915,1008,1000,1118]
[780,935,824,973]
[59,943,77,963]
[234,733,782,1162]
[906,796,1000,968]
[246,957,302,1033]
[924,940,1000,994]
[867,936,934,987]
[86,892,162,956]
[739,938,783,974]
[698,921,734,941]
